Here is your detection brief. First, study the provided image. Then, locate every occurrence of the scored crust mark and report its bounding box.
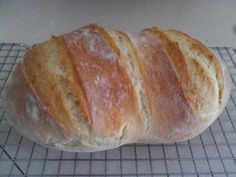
[143,28,197,115]
[63,24,138,137]
[106,29,151,133]
[132,29,195,141]
[141,27,214,141]
[164,30,223,120]
[53,36,93,135]
[22,40,75,137]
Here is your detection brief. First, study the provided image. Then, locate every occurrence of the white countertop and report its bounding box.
[1,0,236,48]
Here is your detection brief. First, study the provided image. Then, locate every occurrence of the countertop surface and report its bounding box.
[0,0,236,48]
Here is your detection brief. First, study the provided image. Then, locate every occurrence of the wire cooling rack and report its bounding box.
[0,43,236,177]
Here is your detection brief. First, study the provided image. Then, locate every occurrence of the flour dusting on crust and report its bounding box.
[80,28,116,61]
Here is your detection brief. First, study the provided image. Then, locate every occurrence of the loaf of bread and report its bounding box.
[3,24,231,152]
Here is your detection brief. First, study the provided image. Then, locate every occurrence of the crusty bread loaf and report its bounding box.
[3,24,231,152]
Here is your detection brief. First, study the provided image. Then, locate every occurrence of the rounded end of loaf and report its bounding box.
[162,29,231,142]
[3,25,140,152]
[3,62,68,148]
[2,44,125,152]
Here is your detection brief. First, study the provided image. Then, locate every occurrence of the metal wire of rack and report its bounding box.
[0,43,236,177]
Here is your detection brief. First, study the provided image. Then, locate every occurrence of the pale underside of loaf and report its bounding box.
[3,24,231,152]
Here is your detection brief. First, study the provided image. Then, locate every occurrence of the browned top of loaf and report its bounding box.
[23,38,76,138]
[128,28,194,141]
[164,29,224,120]
[63,24,139,136]
[24,24,139,137]
[22,23,227,143]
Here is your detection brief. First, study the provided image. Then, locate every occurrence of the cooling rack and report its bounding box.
[0,43,236,177]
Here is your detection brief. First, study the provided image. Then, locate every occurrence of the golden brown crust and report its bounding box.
[63,24,138,136]
[3,23,231,151]
[129,29,195,142]
[164,30,224,119]
[164,29,223,102]
[115,30,151,131]
[107,30,150,125]
[23,39,75,137]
